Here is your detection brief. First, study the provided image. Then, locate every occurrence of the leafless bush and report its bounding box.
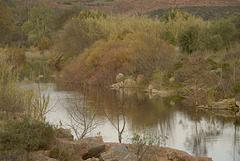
[65,93,100,140]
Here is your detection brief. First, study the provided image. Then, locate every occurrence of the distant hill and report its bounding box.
[46,0,240,14]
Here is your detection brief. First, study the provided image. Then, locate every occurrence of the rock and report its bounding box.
[236,111,240,117]
[108,145,130,152]
[145,84,154,93]
[56,128,73,141]
[236,101,240,107]
[110,82,123,90]
[82,145,105,160]
[85,158,100,161]
[124,78,137,88]
[116,73,125,83]
[197,105,205,109]
[169,77,175,83]
[150,89,176,97]
[81,136,105,148]
[104,142,122,151]
[136,75,144,84]
[209,68,222,74]
[211,98,236,110]
[101,146,137,161]
[144,147,212,161]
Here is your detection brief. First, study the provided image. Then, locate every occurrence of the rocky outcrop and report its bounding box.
[210,98,237,110]
[51,135,212,161]
[197,98,240,110]
[196,98,240,118]
[110,74,137,89]
[144,84,176,97]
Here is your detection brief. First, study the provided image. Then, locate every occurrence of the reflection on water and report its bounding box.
[37,82,240,161]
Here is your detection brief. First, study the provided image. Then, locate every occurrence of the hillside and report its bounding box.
[46,0,240,14]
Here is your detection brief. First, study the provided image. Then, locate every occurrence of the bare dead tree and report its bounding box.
[65,93,100,140]
[103,89,126,143]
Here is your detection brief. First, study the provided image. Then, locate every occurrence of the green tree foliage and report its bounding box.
[10,0,39,26]
[178,25,202,53]
[52,7,82,31]
[0,1,13,44]
[22,2,54,44]
[160,10,206,45]
[210,19,236,48]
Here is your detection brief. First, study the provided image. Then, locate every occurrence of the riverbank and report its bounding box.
[31,134,213,161]
[0,114,212,161]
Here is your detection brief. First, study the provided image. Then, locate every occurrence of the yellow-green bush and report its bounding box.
[63,31,176,85]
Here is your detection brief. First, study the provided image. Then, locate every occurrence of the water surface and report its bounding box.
[35,82,240,161]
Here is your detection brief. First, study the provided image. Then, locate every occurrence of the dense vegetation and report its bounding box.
[149,6,240,20]
[1,0,240,107]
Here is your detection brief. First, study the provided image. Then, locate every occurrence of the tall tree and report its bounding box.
[22,2,54,44]
[30,2,54,38]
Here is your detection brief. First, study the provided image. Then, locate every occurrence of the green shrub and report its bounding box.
[178,25,202,53]
[0,116,56,151]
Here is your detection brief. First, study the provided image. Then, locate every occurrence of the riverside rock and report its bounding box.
[211,98,236,110]
[236,101,240,107]
[116,73,125,83]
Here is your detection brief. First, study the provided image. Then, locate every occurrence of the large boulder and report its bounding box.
[101,145,137,161]
[81,136,105,148]
[236,101,240,107]
[116,73,125,83]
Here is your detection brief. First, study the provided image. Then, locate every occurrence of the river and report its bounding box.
[23,61,240,161]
